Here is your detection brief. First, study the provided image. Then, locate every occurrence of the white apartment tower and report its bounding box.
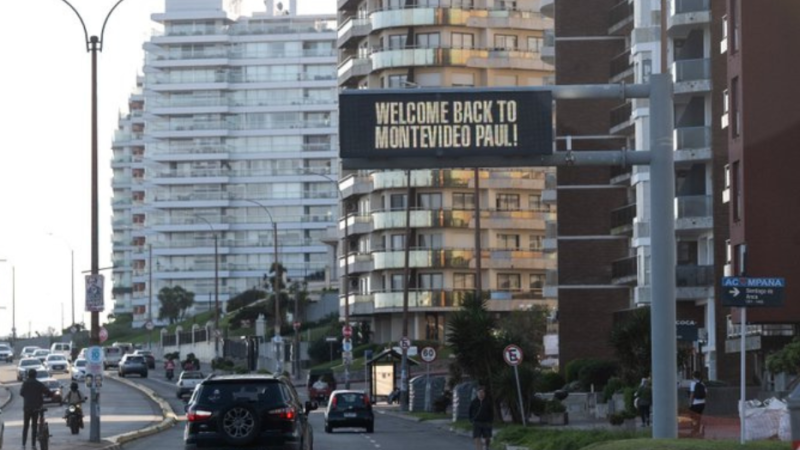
[336,0,557,345]
[111,0,339,326]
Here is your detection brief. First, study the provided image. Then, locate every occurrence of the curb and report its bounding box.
[103,375,178,447]
[1,384,13,410]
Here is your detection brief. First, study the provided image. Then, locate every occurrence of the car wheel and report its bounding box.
[219,403,260,446]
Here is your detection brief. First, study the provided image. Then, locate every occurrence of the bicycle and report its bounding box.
[36,407,50,450]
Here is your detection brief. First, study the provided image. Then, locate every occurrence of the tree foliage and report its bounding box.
[226,288,266,313]
[766,337,800,374]
[609,306,651,385]
[158,285,195,324]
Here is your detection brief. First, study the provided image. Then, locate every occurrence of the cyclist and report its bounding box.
[20,368,53,449]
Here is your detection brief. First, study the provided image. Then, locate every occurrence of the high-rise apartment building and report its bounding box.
[336,0,556,346]
[111,0,339,326]
[554,0,734,381]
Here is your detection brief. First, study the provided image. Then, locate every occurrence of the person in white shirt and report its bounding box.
[688,370,706,436]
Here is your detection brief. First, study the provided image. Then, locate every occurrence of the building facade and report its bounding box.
[554,0,734,381]
[336,0,557,348]
[110,0,339,327]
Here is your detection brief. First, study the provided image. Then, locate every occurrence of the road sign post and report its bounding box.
[420,347,437,412]
[503,345,526,426]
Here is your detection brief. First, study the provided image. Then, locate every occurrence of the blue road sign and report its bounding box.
[721,277,786,307]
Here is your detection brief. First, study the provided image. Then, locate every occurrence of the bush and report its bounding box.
[577,359,618,392]
[530,395,547,417]
[535,370,565,393]
[608,412,626,426]
[601,377,624,403]
[233,365,249,374]
[212,357,235,371]
[226,289,266,313]
[544,399,566,414]
[564,359,593,384]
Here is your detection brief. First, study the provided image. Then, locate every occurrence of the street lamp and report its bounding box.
[61,0,130,442]
[48,233,76,328]
[243,199,282,375]
[0,260,16,347]
[314,173,352,389]
[194,215,220,359]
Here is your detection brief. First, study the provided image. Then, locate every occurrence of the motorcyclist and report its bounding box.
[165,358,176,380]
[63,382,86,429]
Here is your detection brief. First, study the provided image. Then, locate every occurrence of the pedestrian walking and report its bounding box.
[469,386,493,450]
[20,368,53,449]
[634,377,652,427]
[689,370,707,436]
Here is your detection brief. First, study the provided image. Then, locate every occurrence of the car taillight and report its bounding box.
[268,406,296,420]
[187,409,212,422]
[363,394,370,406]
[331,396,338,409]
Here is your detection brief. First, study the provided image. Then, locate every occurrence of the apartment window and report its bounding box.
[453,192,475,209]
[497,0,516,10]
[385,74,408,88]
[418,193,442,208]
[731,77,740,137]
[496,193,520,210]
[418,273,443,289]
[722,88,730,129]
[725,240,732,265]
[391,234,405,250]
[454,273,475,289]
[390,193,407,210]
[416,33,440,48]
[497,273,521,290]
[494,35,518,50]
[452,73,475,87]
[527,36,542,52]
[528,194,543,211]
[530,274,545,289]
[732,160,742,222]
[425,313,441,341]
[736,244,746,275]
[729,0,740,53]
[497,234,520,250]
[529,235,543,251]
[452,32,474,49]
[387,34,407,50]
[391,274,405,291]
[418,234,443,249]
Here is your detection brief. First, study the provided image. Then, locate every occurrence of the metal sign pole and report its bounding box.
[513,365,526,427]
[425,362,431,412]
[740,306,747,444]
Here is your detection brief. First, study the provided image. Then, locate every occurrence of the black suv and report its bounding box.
[184,374,317,449]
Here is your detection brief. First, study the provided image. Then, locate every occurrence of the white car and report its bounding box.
[32,349,50,364]
[45,354,70,373]
[176,370,205,398]
[0,344,13,363]
[21,346,40,359]
[17,358,45,381]
[71,359,87,381]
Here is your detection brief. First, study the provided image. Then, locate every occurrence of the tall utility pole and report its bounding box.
[194,215,220,358]
[0,261,16,346]
[243,199,281,373]
[61,0,130,441]
[400,170,412,411]
[148,244,153,349]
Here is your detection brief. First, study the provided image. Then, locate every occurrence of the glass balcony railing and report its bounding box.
[673,58,711,82]
[675,195,712,219]
[612,256,637,280]
[374,290,471,310]
[370,47,549,71]
[611,203,636,230]
[673,0,710,14]
[674,126,711,150]
[676,264,714,287]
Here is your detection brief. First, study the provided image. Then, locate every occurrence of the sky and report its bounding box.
[0,0,336,339]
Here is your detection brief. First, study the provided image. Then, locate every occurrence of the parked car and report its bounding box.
[20,346,40,359]
[184,374,317,449]
[32,349,50,364]
[41,378,63,405]
[324,390,374,433]
[44,354,69,373]
[16,358,45,381]
[118,354,148,378]
[71,359,87,381]
[0,344,13,363]
[133,349,155,369]
[103,346,123,369]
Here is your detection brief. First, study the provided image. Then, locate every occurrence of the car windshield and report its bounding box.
[332,392,367,410]
[20,359,40,367]
[36,370,49,379]
[75,360,86,367]
[127,356,144,363]
[34,350,48,355]
[181,371,204,380]
[0,345,10,351]
[47,355,67,361]
[44,380,61,389]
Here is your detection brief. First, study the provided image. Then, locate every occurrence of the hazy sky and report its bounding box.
[0,0,336,339]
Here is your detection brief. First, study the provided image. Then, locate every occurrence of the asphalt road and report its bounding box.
[118,367,474,450]
[0,361,162,449]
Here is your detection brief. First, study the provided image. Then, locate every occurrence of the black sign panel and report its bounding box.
[339,89,552,166]
[721,277,786,307]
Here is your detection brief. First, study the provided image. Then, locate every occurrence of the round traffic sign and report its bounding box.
[400,336,411,350]
[420,346,437,363]
[342,338,353,352]
[342,325,352,338]
[145,320,154,331]
[99,326,108,343]
[503,344,523,366]
[88,346,103,364]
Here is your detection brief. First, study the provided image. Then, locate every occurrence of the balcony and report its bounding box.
[676,264,714,299]
[632,221,650,245]
[540,0,554,18]
[341,294,374,316]
[542,29,555,65]
[370,47,550,72]
[342,214,373,236]
[369,6,548,32]
[672,58,711,94]
[610,203,636,235]
[611,256,637,285]
[373,290,469,311]
[609,50,633,83]
[373,168,545,190]
[609,101,633,135]
[340,174,372,198]
[543,220,557,252]
[544,269,558,298]
[371,209,549,231]
[668,0,711,37]
[542,172,557,203]
[340,253,374,274]
[673,126,711,163]
[674,194,713,233]
[608,0,634,36]
[337,17,371,48]
[372,248,474,271]
[337,56,371,85]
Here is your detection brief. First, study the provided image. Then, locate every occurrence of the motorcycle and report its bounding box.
[166,368,174,381]
[65,403,83,435]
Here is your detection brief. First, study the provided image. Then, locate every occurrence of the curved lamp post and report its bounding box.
[194,215,220,360]
[315,173,351,389]
[48,233,76,329]
[61,0,129,442]
[243,199,282,374]
[0,260,16,347]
